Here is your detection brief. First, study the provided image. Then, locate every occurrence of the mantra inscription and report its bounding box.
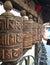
[0,18,6,30]
[0,48,22,60]
[0,18,22,32]
[0,17,23,62]
[0,33,23,45]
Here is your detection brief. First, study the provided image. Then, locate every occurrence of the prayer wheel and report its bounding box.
[0,0,23,63]
[21,11,33,50]
[29,14,41,44]
[32,17,42,43]
[38,23,42,40]
[32,20,39,43]
[23,20,33,49]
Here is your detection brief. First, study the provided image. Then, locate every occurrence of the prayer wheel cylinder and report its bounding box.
[29,15,38,43]
[29,15,41,44]
[33,22,42,43]
[21,11,33,50]
[38,23,42,40]
[23,20,33,49]
[33,21,39,43]
[0,0,23,62]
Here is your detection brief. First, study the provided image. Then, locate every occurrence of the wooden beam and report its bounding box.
[13,0,37,17]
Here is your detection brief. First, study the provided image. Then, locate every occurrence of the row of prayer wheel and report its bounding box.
[0,0,42,62]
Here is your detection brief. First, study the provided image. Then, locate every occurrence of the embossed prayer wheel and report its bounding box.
[33,22,42,43]
[0,0,23,62]
[32,20,39,43]
[29,15,33,44]
[23,20,33,49]
[38,23,42,40]
[21,11,33,50]
[29,15,39,43]
[36,22,40,41]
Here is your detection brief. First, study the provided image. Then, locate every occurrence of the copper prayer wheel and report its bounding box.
[33,22,42,43]
[29,14,38,43]
[0,0,23,62]
[29,15,40,43]
[21,11,33,50]
[38,23,42,40]
[32,20,39,43]
[23,20,33,49]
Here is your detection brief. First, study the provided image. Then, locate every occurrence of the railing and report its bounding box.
[16,55,35,65]
[0,42,43,65]
[0,45,35,65]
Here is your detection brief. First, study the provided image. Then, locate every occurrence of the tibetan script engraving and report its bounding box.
[8,19,16,30]
[0,34,6,45]
[13,48,20,58]
[5,49,12,59]
[0,18,6,30]
[9,34,16,45]
[0,50,4,59]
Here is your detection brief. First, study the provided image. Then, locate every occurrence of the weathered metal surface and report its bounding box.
[29,14,39,43]
[32,22,42,43]
[32,22,38,43]
[21,11,33,49]
[23,20,33,49]
[38,24,42,40]
[0,0,23,62]
[20,11,33,51]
